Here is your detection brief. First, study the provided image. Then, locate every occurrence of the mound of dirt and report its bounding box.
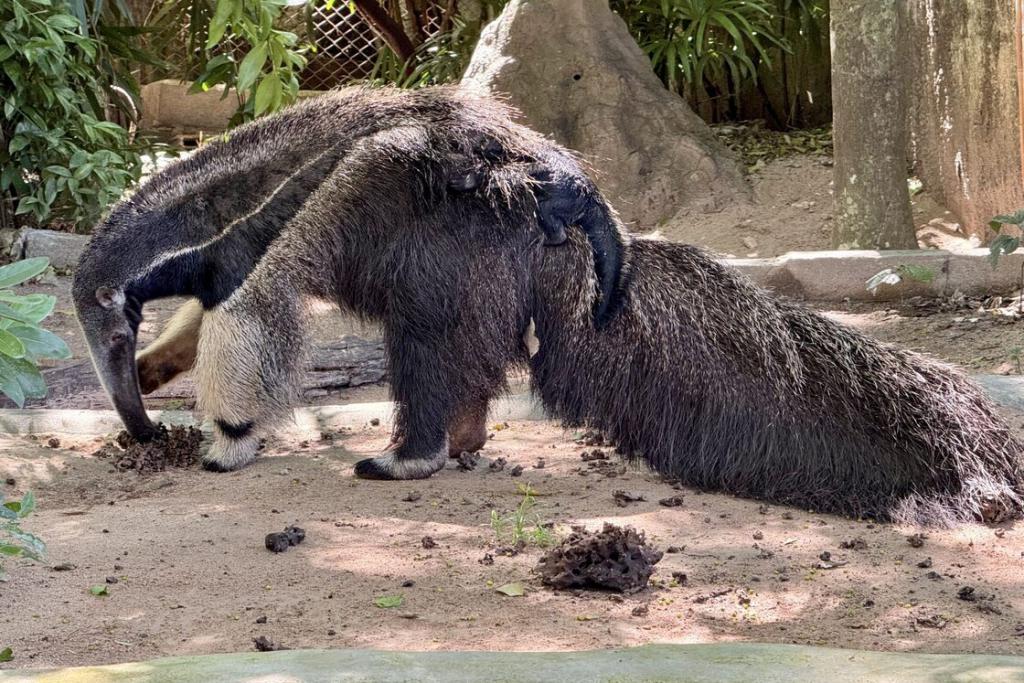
[97,424,203,473]
[536,523,663,593]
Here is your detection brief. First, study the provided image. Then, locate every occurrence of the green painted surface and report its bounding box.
[2,644,1023,683]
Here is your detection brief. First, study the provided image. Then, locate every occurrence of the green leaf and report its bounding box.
[0,330,26,359]
[495,582,525,597]
[0,293,57,324]
[17,491,35,518]
[237,43,268,93]
[0,355,47,406]
[89,584,109,596]
[897,264,935,284]
[373,594,403,608]
[0,647,11,662]
[991,210,1024,226]
[989,234,1021,267]
[8,325,71,360]
[253,73,281,116]
[0,258,49,289]
[206,0,236,48]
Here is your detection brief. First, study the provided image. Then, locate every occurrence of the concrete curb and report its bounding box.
[0,376,1020,438]
[726,248,1024,301]
[0,394,548,438]
[1,643,1022,682]
[12,230,1024,301]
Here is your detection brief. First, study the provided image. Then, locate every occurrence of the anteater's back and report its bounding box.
[529,234,1024,525]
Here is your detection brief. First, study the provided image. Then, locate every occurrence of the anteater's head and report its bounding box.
[71,204,174,443]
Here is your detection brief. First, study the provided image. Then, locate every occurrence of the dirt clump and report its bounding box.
[536,523,662,593]
[265,526,306,553]
[96,424,203,473]
[253,636,287,651]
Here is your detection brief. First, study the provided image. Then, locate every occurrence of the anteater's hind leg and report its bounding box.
[447,397,489,456]
[136,299,203,394]
[194,290,305,472]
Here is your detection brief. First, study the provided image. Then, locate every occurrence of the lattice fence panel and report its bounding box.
[161,3,454,92]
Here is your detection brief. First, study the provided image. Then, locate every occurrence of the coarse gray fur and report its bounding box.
[73,86,613,476]
[528,230,1024,526]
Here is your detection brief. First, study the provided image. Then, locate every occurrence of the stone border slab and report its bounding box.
[2,643,1022,682]
[726,248,1024,301]
[0,393,547,438]
[0,376,1019,438]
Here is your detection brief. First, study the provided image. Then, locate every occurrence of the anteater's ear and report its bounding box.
[95,286,123,309]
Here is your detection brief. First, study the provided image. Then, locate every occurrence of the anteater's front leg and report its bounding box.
[194,292,305,472]
[354,329,467,480]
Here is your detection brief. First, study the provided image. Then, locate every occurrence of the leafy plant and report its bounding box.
[0,258,71,407]
[1,491,45,581]
[988,211,1024,266]
[173,0,312,126]
[490,484,554,548]
[613,0,786,100]
[373,594,402,608]
[0,0,146,229]
[865,264,935,295]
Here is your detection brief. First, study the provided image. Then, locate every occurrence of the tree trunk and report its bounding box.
[831,0,915,249]
[352,0,417,64]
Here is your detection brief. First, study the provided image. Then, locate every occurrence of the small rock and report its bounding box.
[509,465,524,477]
[265,526,305,553]
[369,418,380,426]
[752,531,764,540]
[631,604,649,617]
[105,576,119,584]
[658,495,685,508]
[907,533,926,548]
[957,586,977,602]
[51,563,76,572]
[534,458,546,469]
[421,536,437,549]
[488,457,507,472]
[741,236,758,250]
[840,538,868,551]
[253,636,286,652]
[47,437,60,449]
[478,554,494,566]
[671,571,688,586]
[916,614,948,629]
[917,557,933,569]
[612,490,645,507]
[402,491,422,503]
[255,616,267,624]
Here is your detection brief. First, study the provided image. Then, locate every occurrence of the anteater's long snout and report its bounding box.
[88,327,158,442]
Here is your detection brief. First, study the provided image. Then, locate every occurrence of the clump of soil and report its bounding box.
[97,424,203,473]
[536,523,663,594]
[265,526,306,553]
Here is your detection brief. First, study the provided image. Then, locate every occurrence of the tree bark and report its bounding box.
[831,0,916,249]
[352,0,417,64]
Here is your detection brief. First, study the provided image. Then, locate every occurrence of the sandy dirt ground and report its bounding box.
[660,155,963,258]
[2,418,1024,670]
